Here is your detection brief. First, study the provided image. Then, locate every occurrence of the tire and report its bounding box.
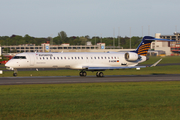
[99,72,104,77]
[13,73,17,77]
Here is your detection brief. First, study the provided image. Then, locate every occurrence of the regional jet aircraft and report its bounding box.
[5,36,174,77]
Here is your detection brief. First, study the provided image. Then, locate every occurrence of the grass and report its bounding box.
[0,82,180,120]
[1,65,180,77]
[140,56,180,65]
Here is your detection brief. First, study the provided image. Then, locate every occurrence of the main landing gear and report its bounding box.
[79,71,87,77]
[96,72,104,77]
[79,71,104,77]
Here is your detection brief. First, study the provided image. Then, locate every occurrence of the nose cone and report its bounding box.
[5,61,9,67]
[5,60,13,67]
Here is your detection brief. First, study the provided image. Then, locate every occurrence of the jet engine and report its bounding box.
[125,52,139,61]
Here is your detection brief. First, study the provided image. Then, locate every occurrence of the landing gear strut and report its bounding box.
[13,69,18,77]
[79,71,87,77]
[96,72,104,77]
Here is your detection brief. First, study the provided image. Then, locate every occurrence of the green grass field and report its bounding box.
[0,56,180,119]
[0,82,180,120]
[1,65,180,77]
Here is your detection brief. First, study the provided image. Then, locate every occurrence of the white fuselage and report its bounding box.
[5,52,147,70]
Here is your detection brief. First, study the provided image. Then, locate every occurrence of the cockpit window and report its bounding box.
[13,56,26,59]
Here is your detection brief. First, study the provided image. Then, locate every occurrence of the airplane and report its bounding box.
[5,36,174,77]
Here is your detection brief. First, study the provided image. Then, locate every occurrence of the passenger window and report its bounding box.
[111,57,113,59]
[86,57,88,59]
[114,57,116,59]
[40,57,41,60]
[46,57,48,59]
[108,57,110,59]
[43,57,44,59]
[98,57,100,59]
[64,57,66,59]
[78,57,80,59]
[105,57,106,59]
[50,57,52,59]
[94,57,96,59]
[72,57,73,59]
[57,57,59,59]
[81,57,83,59]
[75,57,77,59]
[68,57,70,59]
[61,57,63,59]
[91,57,93,59]
[54,57,55,59]
[101,57,103,59]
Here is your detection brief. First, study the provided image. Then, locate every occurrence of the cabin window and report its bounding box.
[101,57,103,59]
[78,57,80,59]
[68,57,70,59]
[111,57,113,59]
[40,57,41,60]
[98,57,100,59]
[81,57,83,59]
[108,57,110,59]
[54,57,55,59]
[57,57,59,59]
[94,57,96,59]
[75,57,77,59]
[64,57,66,59]
[114,57,116,59]
[50,57,52,59]
[91,57,93,59]
[61,57,63,59]
[72,57,73,59]
[105,57,106,59]
[43,57,45,59]
[86,57,88,59]
[46,57,48,59]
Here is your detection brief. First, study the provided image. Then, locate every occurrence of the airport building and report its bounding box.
[151,32,180,55]
[1,42,105,53]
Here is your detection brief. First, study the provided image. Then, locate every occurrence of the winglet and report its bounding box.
[150,58,162,67]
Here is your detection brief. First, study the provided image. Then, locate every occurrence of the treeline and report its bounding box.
[0,31,142,49]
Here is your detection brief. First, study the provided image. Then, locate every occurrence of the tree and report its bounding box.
[58,31,67,44]
[79,37,88,45]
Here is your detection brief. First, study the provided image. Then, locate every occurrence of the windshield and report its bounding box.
[13,56,26,59]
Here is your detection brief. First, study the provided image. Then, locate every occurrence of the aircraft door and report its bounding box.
[28,54,35,66]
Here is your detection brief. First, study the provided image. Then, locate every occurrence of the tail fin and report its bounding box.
[134,36,174,56]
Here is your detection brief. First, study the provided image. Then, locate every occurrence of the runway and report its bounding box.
[0,74,180,85]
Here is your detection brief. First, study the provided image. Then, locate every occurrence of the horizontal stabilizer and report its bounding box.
[145,38,175,42]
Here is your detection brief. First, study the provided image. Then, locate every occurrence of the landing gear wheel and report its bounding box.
[13,73,17,77]
[99,72,104,77]
[79,71,87,77]
[96,72,104,77]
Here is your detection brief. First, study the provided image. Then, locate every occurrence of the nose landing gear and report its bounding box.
[13,69,18,77]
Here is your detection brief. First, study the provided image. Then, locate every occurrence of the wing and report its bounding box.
[82,66,146,71]
[82,59,162,71]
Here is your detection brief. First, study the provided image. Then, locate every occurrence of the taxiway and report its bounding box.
[0,74,180,85]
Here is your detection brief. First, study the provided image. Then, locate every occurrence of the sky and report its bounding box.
[0,0,180,38]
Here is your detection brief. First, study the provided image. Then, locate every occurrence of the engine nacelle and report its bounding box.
[125,52,139,61]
